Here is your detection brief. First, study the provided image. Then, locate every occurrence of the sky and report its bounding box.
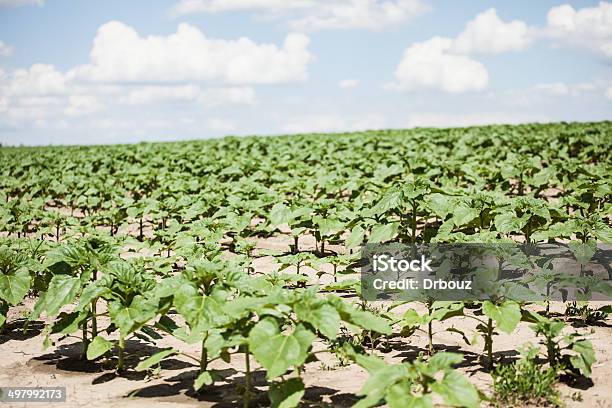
[0,0,611,146]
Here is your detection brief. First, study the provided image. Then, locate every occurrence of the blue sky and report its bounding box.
[0,0,610,146]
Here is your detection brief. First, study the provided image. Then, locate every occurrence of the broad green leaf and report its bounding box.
[0,268,30,306]
[248,318,301,379]
[452,204,479,227]
[135,349,177,371]
[269,378,305,408]
[269,203,292,226]
[87,335,113,360]
[346,225,365,249]
[427,352,463,372]
[371,191,402,215]
[294,303,340,340]
[387,382,432,408]
[369,223,398,244]
[194,371,213,390]
[482,301,521,334]
[108,295,158,334]
[334,300,392,335]
[430,370,479,408]
[50,311,87,335]
[568,240,597,264]
[427,193,454,220]
[569,340,595,378]
[531,167,555,187]
[40,275,82,316]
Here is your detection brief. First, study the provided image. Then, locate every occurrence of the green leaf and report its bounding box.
[427,352,463,372]
[316,217,345,237]
[568,240,597,264]
[194,371,213,390]
[569,340,595,378]
[346,225,365,249]
[371,191,402,215]
[269,378,305,408]
[108,295,158,334]
[174,291,225,330]
[430,370,479,408]
[531,167,555,187]
[87,335,113,360]
[270,203,292,226]
[452,204,479,227]
[427,193,454,220]
[482,301,521,334]
[50,311,87,335]
[0,301,8,328]
[387,382,432,408]
[494,212,526,234]
[40,275,82,316]
[334,300,392,335]
[294,303,340,340]
[368,223,398,244]
[135,349,177,371]
[0,268,30,306]
[248,318,302,379]
[76,282,109,311]
[292,323,316,366]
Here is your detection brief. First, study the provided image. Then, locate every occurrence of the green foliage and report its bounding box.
[530,315,596,378]
[347,347,480,408]
[492,346,561,407]
[0,121,610,405]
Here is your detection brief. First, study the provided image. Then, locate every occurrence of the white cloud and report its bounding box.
[64,95,101,116]
[501,81,603,107]
[452,8,532,54]
[529,82,599,97]
[0,21,309,128]
[0,41,13,57]
[119,84,200,105]
[3,64,68,96]
[338,78,359,88]
[0,63,103,123]
[282,113,386,133]
[546,2,612,59]
[0,0,43,7]
[390,8,537,93]
[393,37,489,93]
[172,0,314,15]
[606,86,612,100]
[405,112,549,128]
[71,21,313,84]
[207,118,236,132]
[289,0,427,31]
[118,85,256,106]
[172,0,427,31]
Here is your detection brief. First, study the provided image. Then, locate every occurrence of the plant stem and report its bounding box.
[485,317,493,370]
[427,300,433,355]
[428,320,433,355]
[81,320,89,360]
[200,334,208,373]
[117,334,125,372]
[91,269,98,337]
[244,345,252,408]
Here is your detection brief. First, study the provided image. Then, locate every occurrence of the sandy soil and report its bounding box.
[1,233,611,408]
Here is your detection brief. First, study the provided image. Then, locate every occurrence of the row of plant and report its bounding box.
[1,121,610,407]
[1,231,607,407]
